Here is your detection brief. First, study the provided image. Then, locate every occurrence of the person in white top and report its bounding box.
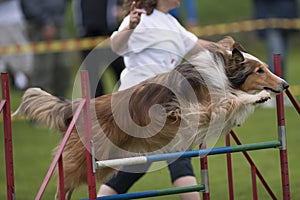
[99,1,211,200]
[112,0,209,90]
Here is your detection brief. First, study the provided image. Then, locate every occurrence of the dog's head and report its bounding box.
[215,37,289,93]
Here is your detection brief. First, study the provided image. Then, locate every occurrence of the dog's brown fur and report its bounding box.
[13,37,288,199]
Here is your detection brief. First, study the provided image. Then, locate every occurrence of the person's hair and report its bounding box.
[123,0,157,16]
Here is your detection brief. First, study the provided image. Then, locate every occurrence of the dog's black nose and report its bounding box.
[283,81,289,89]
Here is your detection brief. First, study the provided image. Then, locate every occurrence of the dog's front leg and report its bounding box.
[230,90,271,127]
[236,90,271,105]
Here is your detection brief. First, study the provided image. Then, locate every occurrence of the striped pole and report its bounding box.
[96,141,281,168]
[85,185,204,200]
[200,156,210,200]
[200,144,210,200]
[1,73,15,200]
[274,54,290,200]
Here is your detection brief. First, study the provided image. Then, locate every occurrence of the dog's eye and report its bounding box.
[256,68,264,74]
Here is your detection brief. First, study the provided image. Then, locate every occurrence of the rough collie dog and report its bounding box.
[13,37,288,199]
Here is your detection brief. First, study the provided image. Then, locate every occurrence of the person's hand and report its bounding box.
[129,1,145,29]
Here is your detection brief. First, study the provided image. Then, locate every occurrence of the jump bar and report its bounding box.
[96,141,281,169]
[81,184,205,200]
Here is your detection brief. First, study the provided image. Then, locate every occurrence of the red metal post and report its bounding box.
[226,134,234,200]
[279,150,290,200]
[274,54,290,200]
[1,73,15,200]
[200,144,210,200]
[80,71,97,200]
[251,165,258,200]
[58,157,65,200]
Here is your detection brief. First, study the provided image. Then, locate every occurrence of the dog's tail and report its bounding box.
[13,88,75,133]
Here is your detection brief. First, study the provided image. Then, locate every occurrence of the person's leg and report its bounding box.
[168,157,200,200]
[173,176,200,200]
[98,184,118,196]
[98,163,151,196]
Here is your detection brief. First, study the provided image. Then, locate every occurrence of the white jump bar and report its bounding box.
[96,156,148,169]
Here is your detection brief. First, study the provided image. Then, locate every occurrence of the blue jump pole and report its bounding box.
[81,184,205,200]
[96,141,281,169]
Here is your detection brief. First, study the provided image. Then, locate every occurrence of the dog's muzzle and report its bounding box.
[282,81,289,90]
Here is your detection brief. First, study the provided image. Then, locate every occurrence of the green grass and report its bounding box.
[0,0,300,199]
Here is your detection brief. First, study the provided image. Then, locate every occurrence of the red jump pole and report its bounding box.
[57,156,65,200]
[80,71,97,200]
[273,54,290,200]
[226,134,234,200]
[200,144,210,200]
[251,165,258,200]
[1,73,15,200]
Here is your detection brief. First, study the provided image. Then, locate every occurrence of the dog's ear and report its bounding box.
[232,48,245,63]
[233,42,247,53]
[217,36,235,50]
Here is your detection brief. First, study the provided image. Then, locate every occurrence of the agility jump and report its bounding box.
[1,55,299,200]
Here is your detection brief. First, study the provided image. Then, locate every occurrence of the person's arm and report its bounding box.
[110,25,132,54]
[188,39,212,56]
[110,1,145,54]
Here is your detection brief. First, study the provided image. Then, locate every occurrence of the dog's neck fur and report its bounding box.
[187,49,230,91]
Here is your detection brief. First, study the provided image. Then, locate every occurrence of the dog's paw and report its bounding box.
[255,90,271,104]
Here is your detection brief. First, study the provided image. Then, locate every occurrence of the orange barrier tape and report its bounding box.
[190,18,300,37]
[0,18,299,55]
[0,36,108,55]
